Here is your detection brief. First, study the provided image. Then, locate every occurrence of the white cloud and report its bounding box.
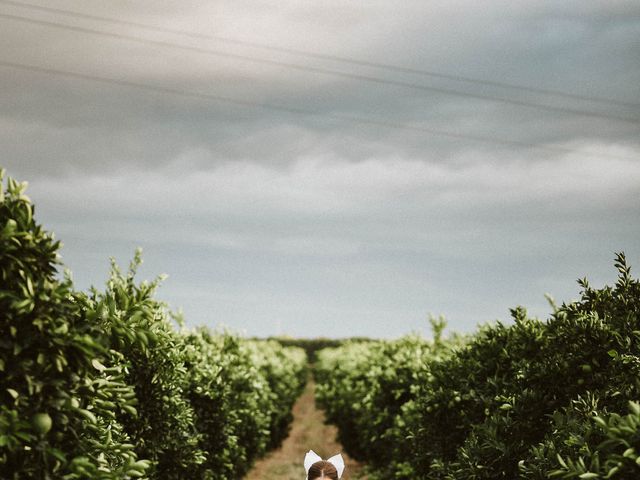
[28,144,640,264]
[31,142,640,214]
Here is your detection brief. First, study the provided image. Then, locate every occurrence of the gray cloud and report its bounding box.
[1,0,639,336]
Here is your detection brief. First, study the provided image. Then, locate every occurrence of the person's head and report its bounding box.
[307,460,339,480]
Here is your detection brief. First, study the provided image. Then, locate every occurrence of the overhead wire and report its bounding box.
[0,11,638,125]
[0,60,635,162]
[1,0,637,110]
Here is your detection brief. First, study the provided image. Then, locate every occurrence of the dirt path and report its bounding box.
[244,379,367,480]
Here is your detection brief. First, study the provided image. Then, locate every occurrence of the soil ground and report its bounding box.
[244,379,368,480]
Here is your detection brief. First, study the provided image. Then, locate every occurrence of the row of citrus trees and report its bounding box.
[0,170,308,479]
[316,256,640,479]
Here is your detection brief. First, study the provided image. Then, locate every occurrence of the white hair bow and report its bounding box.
[304,450,345,479]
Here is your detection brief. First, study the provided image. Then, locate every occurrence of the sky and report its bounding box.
[1,0,639,338]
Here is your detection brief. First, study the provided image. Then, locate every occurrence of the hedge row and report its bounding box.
[266,337,375,363]
[315,256,640,479]
[0,171,307,479]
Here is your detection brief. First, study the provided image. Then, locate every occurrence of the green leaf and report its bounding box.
[91,358,106,372]
[77,409,97,424]
[557,454,567,468]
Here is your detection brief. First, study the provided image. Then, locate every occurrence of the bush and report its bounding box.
[0,170,308,479]
[182,332,306,479]
[315,254,640,480]
[78,253,205,479]
[315,318,461,478]
[0,170,146,479]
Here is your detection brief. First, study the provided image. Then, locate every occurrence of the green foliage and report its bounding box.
[0,170,144,479]
[315,329,461,478]
[78,253,205,479]
[559,400,640,478]
[267,337,374,363]
[518,395,640,480]
[0,170,307,479]
[316,254,640,480]
[182,332,307,479]
[246,339,308,450]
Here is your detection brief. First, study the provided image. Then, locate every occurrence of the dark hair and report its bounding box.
[308,460,339,480]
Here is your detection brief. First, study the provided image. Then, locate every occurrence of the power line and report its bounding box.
[0,60,635,162]
[1,0,637,110]
[1,12,638,126]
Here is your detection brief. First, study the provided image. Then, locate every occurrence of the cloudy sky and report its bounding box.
[1,0,639,338]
